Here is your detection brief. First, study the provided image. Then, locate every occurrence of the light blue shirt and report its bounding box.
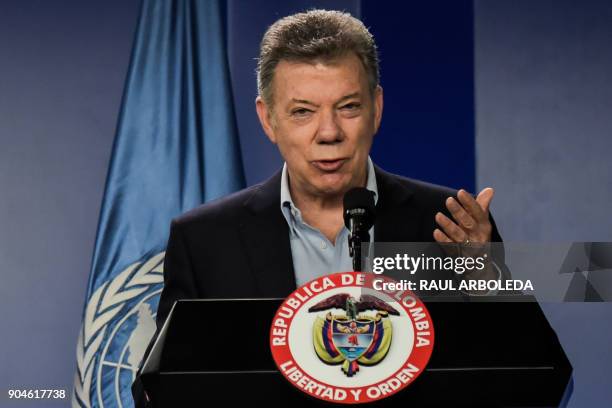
[280,157,378,286]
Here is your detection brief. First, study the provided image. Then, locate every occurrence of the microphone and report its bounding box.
[343,188,376,271]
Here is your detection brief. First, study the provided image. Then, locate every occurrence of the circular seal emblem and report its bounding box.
[270,272,435,404]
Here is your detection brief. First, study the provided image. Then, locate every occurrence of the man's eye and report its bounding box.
[341,103,361,110]
[292,108,312,116]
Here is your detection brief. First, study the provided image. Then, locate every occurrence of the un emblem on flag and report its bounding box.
[73,253,165,408]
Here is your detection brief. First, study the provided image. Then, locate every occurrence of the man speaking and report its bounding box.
[155,9,502,334]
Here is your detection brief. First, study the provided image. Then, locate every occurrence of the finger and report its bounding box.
[446,197,477,230]
[435,212,468,242]
[433,228,453,243]
[476,187,495,214]
[457,189,487,222]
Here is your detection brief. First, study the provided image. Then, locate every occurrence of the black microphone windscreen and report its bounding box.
[343,187,376,228]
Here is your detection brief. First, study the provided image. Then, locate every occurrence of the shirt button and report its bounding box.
[321,241,328,250]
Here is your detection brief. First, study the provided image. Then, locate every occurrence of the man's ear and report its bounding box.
[255,96,277,144]
[373,85,384,134]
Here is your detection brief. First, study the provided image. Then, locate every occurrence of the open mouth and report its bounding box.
[312,159,347,172]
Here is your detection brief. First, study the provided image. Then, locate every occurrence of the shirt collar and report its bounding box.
[280,157,378,224]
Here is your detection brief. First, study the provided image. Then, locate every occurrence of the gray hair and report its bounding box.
[256,9,380,107]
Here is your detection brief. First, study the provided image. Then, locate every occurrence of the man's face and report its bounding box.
[256,53,383,199]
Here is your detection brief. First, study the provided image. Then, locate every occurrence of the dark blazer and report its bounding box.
[154,165,504,330]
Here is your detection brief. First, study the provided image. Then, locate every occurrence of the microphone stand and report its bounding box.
[348,219,370,272]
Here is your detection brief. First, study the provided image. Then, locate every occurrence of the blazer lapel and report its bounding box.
[373,166,421,242]
[239,171,296,297]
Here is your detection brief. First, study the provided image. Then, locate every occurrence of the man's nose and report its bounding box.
[315,109,344,144]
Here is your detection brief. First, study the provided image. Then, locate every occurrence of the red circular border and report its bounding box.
[269,272,435,404]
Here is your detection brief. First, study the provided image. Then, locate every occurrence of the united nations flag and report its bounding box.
[71,1,244,406]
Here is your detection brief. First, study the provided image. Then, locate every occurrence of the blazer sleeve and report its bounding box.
[132,219,199,407]
[489,212,512,281]
[155,218,199,331]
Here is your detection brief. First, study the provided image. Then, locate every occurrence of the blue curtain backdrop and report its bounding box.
[72,1,244,407]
